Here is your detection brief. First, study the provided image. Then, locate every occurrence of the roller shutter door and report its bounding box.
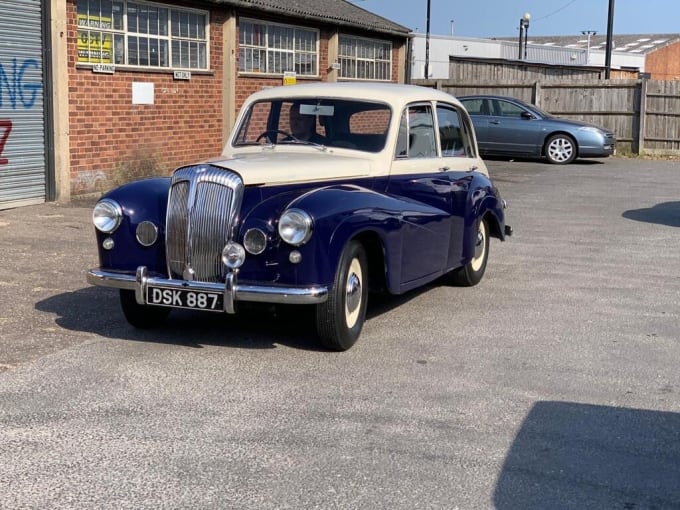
[0,0,46,209]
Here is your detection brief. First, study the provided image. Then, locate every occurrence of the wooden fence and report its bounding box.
[412,79,680,156]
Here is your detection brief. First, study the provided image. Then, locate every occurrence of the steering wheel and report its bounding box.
[256,130,296,143]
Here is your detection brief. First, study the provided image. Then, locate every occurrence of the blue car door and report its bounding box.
[487,98,544,156]
[388,103,452,289]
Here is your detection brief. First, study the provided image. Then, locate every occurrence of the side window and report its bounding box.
[461,99,484,116]
[495,100,524,118]
[395,104,437,159]
[436,105,468,157]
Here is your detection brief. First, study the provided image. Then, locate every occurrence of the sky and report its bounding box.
[348,0,680,38]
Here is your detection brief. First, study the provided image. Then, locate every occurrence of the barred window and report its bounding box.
[339,36,391,81]
[76,0,208,69]
[239,18,318,76]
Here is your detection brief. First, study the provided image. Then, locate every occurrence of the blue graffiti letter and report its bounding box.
[19,59,41,109]
[0,58,42,109]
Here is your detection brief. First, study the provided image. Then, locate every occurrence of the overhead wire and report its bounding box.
[531,0,580,22]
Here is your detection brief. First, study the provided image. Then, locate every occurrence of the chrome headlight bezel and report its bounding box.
[92,198,123,233]
[136,221,158,247]
[278,208,313,246]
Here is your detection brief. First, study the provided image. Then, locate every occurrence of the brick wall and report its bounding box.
[67,2,404,196]
[646,42,680,81]
[67,2,226,195]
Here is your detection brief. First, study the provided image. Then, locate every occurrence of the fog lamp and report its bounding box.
[222,241,246,269]
[136,221,158,246]
[244,228,267,255]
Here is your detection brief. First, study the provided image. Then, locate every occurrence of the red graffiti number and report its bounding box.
[0,120,12,165]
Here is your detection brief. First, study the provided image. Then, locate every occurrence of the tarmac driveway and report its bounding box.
[1,156,679,509]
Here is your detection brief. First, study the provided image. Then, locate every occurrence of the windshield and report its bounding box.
[233,98,392,153]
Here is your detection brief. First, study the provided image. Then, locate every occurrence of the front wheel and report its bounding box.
[448,218,490,287]
[545,134,576,164]
[315,241,368,351]
[119,289,170,328]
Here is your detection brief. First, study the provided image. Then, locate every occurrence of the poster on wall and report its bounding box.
[77,14,114,63]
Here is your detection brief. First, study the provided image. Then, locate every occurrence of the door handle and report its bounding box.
[439,166,450,172]
[490,120,501,125]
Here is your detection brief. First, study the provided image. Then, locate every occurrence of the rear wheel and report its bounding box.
[545,134,576,164]
[448,218,489,287]
[315,241,368,351]
[119,289,170,328]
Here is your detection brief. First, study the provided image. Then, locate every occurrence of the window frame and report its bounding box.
[338,35,392,82]
[76,0,210,71]
[238,18,319,76]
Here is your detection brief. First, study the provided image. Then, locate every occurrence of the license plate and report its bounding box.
[147,286,223,311]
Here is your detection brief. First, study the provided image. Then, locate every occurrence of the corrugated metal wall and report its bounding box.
[0,0,46,209]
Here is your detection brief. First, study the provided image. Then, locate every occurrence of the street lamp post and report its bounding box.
[581,30,597,64]
[518,12,531,60]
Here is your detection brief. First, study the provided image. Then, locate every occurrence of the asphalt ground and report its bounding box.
[1,156,679,509]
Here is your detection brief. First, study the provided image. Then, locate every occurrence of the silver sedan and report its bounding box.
[459,95,616,164]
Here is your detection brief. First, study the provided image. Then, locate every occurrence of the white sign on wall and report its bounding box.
[132,82,154,105]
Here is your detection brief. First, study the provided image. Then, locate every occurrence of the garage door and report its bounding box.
[0,0,46,209]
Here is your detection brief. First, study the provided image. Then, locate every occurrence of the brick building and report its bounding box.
[0,0,410,209]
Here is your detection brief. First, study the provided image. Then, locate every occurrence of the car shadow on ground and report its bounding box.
[494,401,680,509]
[34,283,434,352]
[623,201,680,227]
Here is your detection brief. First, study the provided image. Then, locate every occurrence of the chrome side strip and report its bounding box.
[86,267,328,311]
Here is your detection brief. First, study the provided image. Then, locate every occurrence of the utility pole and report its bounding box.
[605,0,615,79]
[425,0,431,78]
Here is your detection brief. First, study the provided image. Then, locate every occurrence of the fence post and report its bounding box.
[637,79,647,155]
[532,81,542,106]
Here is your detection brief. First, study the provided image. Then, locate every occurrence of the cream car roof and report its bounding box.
[242,82,462,110]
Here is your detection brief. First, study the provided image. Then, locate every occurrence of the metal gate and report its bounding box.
[0,0,46,209]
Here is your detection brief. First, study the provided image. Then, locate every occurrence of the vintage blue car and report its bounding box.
[87,82,511,351]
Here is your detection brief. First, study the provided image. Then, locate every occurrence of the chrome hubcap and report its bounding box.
[346,272,361,314]
[474,230,484,259]
[471,222,486,272]
[345,257,363,328]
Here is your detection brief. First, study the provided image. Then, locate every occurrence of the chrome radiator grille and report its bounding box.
[166,165,244,282]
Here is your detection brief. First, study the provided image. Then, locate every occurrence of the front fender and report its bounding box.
[95,177,171,272]
[287,184,447,290]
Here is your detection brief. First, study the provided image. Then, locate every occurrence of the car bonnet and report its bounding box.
[205,152,374,186]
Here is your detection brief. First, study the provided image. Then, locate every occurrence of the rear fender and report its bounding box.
[461,184,507,264]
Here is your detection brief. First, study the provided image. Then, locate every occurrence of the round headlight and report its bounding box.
[222,241,246,269]
[278,208,313,246]
[244,228,267,255]
[93,199,123,233]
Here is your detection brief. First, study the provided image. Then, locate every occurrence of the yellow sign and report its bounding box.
[77,15,113,63]
[283,72,297,86]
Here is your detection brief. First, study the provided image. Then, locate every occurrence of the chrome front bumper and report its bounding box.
[86,266,328,313]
